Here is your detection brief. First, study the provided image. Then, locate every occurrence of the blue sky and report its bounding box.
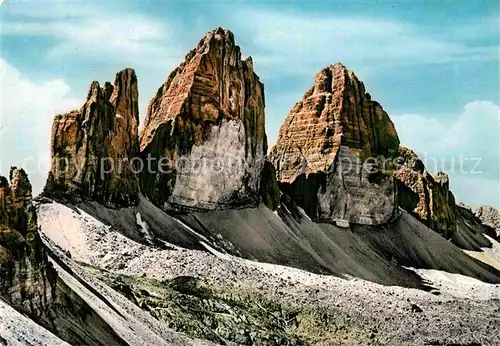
[0,0,498,207]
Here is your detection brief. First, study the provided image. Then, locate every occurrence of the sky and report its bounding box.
[0,0,499,207]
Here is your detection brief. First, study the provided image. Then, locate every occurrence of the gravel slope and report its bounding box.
[75,195,500,289]
[37,200,500,345]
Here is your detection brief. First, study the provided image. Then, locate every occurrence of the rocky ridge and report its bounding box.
[139,27,267,211]
[0,168,56,316]
[393,146,457,238]
[475,205,500,236]
[38,27,488,243]
[44,68,140,208]
[39,29,463,237]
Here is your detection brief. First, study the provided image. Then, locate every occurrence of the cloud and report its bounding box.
[232,10,498,78]
[1,2,184,134]
[1,6,181,68]
[392,101,500,207]
[450,174,499,209]
[0,59,81,194]
[2,0,96,19]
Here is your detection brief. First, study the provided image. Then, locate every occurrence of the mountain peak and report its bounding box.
[139,28,267,211]
[190,27,236,59]
[270,63,399,224]
[210,27,234,38]
[271,62,399,184]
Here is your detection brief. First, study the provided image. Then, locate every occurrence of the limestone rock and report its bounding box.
[393,147,456,238]
[270,63,399,184]
[44,68,140,207]
[139,28,266,211]
[270,63,399,224]
[0,168,56,316]
[475,205,500,237]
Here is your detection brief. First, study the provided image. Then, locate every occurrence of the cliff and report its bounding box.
[393,146,457,238]
[270,63,400,224]
[44,68,140,207]
[139,28,267,211]
[0,168,56,316]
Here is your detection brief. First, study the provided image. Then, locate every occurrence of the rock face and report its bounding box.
[271,63,400,184]
[0,168,56,316]
[270,63,400,224]
[475,205,500,237]
[139,28,266,211]
[44,68,140,208]
[393,147,456,238]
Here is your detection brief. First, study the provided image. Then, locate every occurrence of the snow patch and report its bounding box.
[172,217,233,257]
[172,217,211,243]
[136,212,153,244]
[199,241,232,261]
[157,239,185,251]
[281,204,291,215]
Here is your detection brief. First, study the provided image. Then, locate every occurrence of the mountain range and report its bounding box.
[1,28,499,346]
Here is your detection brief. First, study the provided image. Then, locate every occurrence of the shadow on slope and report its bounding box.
[452,205,498,251]
[353,210,500,284]
[43,276,128,346]
[78,194,207,251]
[179,205,500,288]
[36,232,214,346]
[13,243,128,345]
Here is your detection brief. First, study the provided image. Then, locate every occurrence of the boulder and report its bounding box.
[139,28,266,211]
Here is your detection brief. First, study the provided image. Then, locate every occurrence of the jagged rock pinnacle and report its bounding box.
[44,68,140,207]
